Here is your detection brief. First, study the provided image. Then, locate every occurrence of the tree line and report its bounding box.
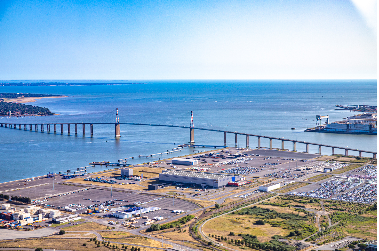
[0,102,54,116]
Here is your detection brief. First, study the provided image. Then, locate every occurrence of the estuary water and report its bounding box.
[0,80,376,182]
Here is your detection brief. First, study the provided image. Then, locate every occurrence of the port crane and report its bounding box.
[316,115,329,126]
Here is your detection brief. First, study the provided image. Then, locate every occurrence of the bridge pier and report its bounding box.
[41,124,44,133]
[68,124,70,135]
[83,124,85,136]
[269,138,272,150]
[281,140,285,150]
[75,124,78,135]
[235,133,238,147]
[345,149,348,156]
[257,136,261,149]
[305,143,309,153]
[373,153,376,159]
[224,132,227,147]
[359,151,362,158]
[90,124,93,137]
[246,135,249,148]
[29,124,32,131]
[35,124,38,132]
[54,124,56,133]
[18,124,21,130]
[47,124,50,133]
[189,128,194,144]
[4,124,7,128]
[293,141,296,152]
[319,145,322,155]
[331,147,335,155]
[24,124,26,130]
[60,124,63,134]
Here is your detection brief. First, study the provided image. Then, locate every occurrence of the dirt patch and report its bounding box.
[62,222,109,231]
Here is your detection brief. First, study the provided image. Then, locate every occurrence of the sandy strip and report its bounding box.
[0,228,58,240]
[2,96,67,104]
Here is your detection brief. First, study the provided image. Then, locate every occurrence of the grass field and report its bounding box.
[307,174,333,182]
[0,237,168,251]
[276,182,309,193]
[202,213,291,243]
[62,221,109,231]
[99,231,172,249]
[331,163,365,175]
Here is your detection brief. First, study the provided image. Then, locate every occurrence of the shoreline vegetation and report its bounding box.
[0,93,66,116]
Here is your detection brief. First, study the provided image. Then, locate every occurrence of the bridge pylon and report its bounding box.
[189,111,194,145]
[115,108,121,138]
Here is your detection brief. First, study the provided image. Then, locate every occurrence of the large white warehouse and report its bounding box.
[159,170,239,188]
[259,183,281,192]
[171,158,198,166]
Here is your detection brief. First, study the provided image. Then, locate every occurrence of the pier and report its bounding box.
[0,111,376,159]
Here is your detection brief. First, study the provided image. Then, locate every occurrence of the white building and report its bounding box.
[159,170,237,188]
[121,168,133,178]
[53,214,81,224]
[1,204,10,210]
[171,158,198,166]
[259,183,281,192]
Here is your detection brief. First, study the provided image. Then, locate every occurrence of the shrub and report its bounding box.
[59,230,65,235]
[255,219,265,225]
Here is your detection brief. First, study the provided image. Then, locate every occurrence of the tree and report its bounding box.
[35,248,43,251]
[358,243,367,250]
[215,203,220,209]
[148,223,161,231]
[255,219,265,225]
[59,230,65,235]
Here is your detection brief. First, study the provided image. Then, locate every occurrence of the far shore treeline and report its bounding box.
[0,93,57,116]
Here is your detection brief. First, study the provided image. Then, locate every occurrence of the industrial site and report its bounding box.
[0,147,377,251]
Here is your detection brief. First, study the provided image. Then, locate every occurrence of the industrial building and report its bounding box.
[259,183,281,192]
[121,168,133,178]
[159,170,240,188]
[171,158,198,166]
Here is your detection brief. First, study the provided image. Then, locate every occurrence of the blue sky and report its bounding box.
[0,0,376,80]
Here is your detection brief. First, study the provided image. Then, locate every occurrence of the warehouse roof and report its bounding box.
[161,170,232,180]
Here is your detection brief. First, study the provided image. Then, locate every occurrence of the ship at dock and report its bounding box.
[305,113,377,135]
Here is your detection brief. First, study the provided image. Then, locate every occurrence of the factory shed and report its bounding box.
[159,170,239,188]
[121,168,133,178]
[171,158,198,166]
[259,183,281,192]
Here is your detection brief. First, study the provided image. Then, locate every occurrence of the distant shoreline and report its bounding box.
[2,95,67,104]
[0,82,146,86]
